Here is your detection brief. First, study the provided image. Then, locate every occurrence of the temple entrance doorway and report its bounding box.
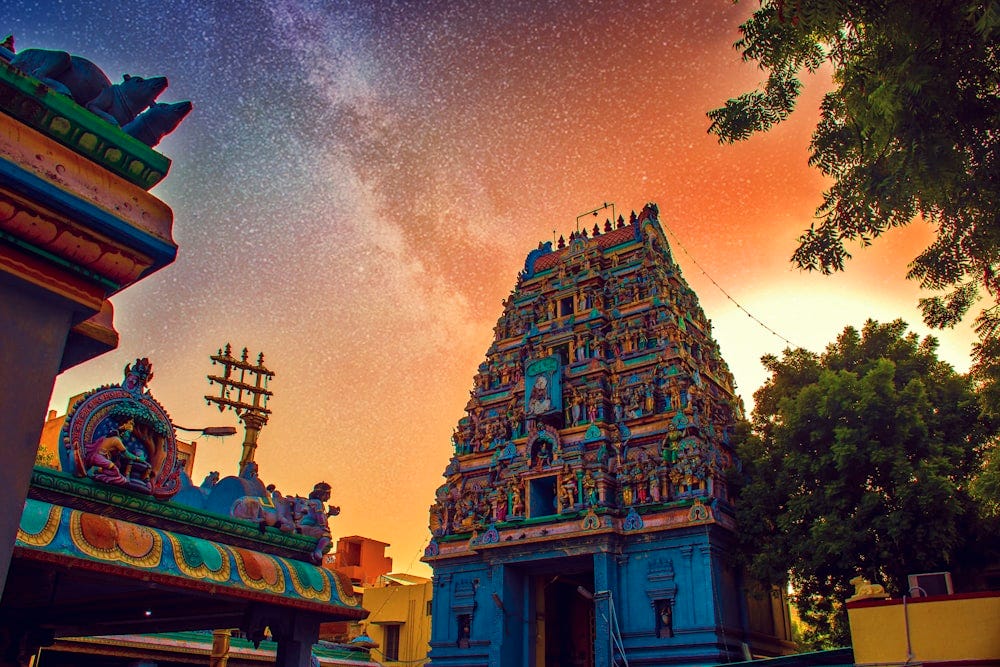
[531,563,595,667]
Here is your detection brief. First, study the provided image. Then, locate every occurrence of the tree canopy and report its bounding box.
[708,1,1000,400]
[733,320,995,648]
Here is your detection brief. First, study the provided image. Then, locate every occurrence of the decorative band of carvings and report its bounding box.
[29,467,323,560]
[16,498,364,612]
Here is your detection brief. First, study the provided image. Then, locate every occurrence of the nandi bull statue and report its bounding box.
[231,484,297,534]
[231,481,339,564]
[4,37,191,147]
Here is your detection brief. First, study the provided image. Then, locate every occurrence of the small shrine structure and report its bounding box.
[3,357,366,667]
[424,204,794,666]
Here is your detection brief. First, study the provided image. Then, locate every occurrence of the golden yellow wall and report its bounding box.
[364,581,433,666]
[848,592,1000,665]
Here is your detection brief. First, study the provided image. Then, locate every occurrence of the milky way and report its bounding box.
[3,1,976,573]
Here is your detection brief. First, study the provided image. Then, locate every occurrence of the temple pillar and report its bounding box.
[593,551,622,667]
[0,93,177,600]
[0,276,76,600]
[271,613,320,667]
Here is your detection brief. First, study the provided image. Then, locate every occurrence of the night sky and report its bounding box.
[4,1,976,574]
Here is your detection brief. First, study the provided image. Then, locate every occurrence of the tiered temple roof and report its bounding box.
[425,203,743,559]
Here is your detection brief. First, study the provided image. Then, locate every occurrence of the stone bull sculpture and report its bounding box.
[231,493,296,534]
[6,43,190,145]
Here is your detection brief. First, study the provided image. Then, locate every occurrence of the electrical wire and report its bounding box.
[660,222,802,350]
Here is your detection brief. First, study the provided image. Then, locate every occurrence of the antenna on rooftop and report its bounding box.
[576,202,615,233]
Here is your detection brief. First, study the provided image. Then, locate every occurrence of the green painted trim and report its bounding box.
[29,467,322,560]
[0,61,170,189]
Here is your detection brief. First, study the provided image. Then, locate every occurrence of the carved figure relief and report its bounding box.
[61,358,182,499]
[9,46,191,145]
[427,205,741,541]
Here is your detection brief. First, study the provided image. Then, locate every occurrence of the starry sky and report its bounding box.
[5,1,977,575]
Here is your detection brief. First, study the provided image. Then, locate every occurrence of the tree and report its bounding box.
[733,320,994,648]
[708,2,1000,402]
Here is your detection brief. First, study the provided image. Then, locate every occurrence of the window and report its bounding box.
[426,600,433,616]
[552,343,570,366]
[344,540,361,566]
[559,296,574,317]
[383,624,401,661]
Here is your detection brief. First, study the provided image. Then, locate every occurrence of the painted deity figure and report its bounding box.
[622,475,634,506]
[636,465,649,504]
[528,375,551,415]
[596,441,610,468]
[537,440,552,467]
[511,482,525,516]
[560,473,577,510]
[295,482,338,563]
[650,472,661,502]
[495,488,508,522]
[84,418,145,487]
[583,471,598,506]
[570,387,584,425]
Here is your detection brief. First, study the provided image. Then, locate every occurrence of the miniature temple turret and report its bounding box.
[424,204,792,666]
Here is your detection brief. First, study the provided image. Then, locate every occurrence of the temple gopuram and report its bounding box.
[423,204,794,666]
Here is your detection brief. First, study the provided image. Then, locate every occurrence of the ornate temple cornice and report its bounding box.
[0,65,178,370]
[15,497,364,623]
[29,467,325,562]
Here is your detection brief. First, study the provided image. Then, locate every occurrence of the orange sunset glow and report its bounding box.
[9,1,977,576]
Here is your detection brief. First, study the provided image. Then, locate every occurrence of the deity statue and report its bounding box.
[560,472,577,510]
[495,488,508,522]
[83,418,145,487]
[570,387,584,425]
[528,375,552,415]
[582,470,598,506]
[293,482,339,563]
[636,465,649,504]
[612,394,624,422]
[649,471,662,503]
[511,482,525,516]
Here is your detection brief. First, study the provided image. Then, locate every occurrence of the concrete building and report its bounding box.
[363,576,433,666]
[328,536,394,588]
[847,589,1000,666]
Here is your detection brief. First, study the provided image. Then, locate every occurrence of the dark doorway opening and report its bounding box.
[532,565,595,667]
[529,475,558,518]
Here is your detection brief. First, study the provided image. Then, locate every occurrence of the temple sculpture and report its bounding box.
[424,204,794,666]
[5,358,365,667]
[3,39,192,147]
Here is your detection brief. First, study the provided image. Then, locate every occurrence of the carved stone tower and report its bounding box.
[424,204,792,666]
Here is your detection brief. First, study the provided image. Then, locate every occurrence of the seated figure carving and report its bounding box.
[83,418,145,488]
[847,575,889,602]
